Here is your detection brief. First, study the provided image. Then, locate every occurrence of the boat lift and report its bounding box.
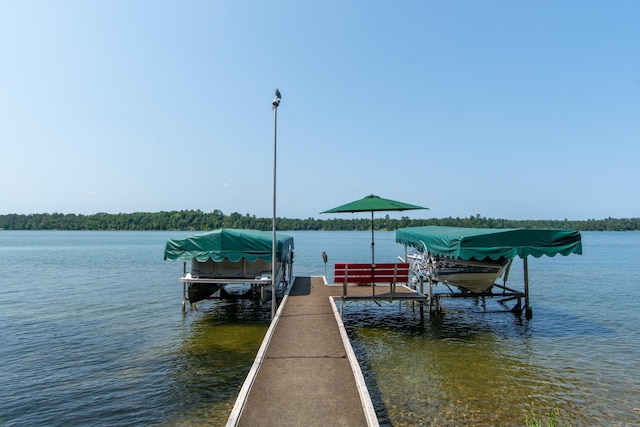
[404,253,529,318]
[397,226,583,319]
[164,228,294,312]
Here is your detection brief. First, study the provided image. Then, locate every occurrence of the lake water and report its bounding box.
[0,230,638,426]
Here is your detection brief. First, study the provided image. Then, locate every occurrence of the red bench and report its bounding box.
[334,262,409,298]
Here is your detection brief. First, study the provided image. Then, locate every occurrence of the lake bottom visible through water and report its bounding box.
[0,231,639,426]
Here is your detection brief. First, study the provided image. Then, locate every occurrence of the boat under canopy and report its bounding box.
[396,226,582,317]
[164,228,294,263]
[396,226,582,261]
[164,229,294,310]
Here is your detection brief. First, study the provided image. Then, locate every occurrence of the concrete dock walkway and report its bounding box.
[228,276,377,427]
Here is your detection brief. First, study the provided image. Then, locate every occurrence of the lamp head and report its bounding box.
[272,88,281,107]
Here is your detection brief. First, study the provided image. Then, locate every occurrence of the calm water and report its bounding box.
[0,230,639,426]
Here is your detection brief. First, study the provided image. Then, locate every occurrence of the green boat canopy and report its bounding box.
[164,228,294,263]
[396,226,582,261]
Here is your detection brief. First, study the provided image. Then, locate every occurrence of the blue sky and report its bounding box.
[1,1,638,220]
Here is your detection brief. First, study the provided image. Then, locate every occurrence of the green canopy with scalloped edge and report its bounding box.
[164,228,294,263]
[396,226,582,261]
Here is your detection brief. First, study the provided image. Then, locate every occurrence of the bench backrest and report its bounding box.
[334,263,409,285]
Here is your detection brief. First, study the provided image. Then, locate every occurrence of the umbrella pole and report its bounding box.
[371,211,375,298]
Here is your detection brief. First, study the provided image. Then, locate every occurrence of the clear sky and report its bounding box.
[1,1,638,221]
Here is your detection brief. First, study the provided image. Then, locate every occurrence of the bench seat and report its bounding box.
[334,262,409,285]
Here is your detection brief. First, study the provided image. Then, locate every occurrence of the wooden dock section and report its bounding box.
[227,276,378,427]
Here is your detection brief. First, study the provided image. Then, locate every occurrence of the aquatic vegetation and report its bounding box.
[525,403,568,427]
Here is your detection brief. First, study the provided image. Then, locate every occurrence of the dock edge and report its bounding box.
[226,284,291,426]
[329,295,380,427]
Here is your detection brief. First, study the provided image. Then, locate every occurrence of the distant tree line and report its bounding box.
[1,211,638,231]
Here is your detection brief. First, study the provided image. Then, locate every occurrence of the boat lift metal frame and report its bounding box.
[418,258,531,319]
[179,259,293,312]
[401,244,533,319]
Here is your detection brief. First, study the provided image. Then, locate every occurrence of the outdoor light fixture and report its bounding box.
[271,88,281,320]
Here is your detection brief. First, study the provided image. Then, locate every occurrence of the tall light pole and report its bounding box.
[271,88,281,321]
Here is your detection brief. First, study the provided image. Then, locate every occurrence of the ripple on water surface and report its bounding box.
[342,297,639,427]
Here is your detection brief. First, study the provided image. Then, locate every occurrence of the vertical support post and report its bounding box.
[182,261,187,312]
[391,264,398,299]
[182,282,187,312]
[343,265,349,298]
[523,257,532,319]
[419,276,425,320]
[322,251,328,279]
[428,275,434,317]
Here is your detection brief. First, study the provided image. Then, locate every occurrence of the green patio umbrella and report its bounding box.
[321,194,428,284]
